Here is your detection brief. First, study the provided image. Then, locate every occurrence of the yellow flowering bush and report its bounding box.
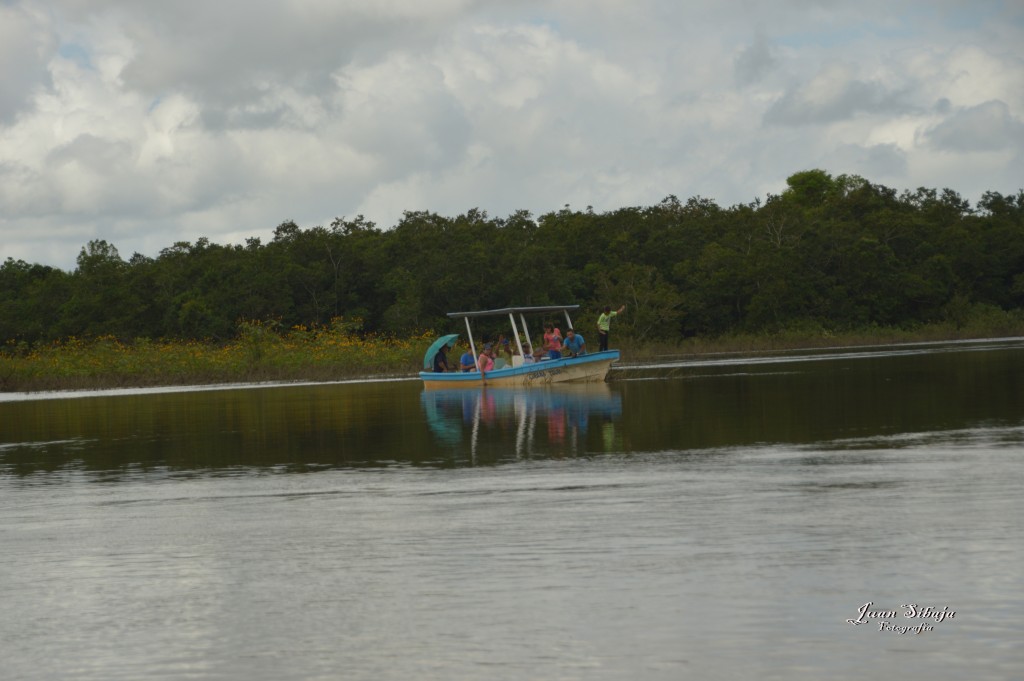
[0,317,425,392]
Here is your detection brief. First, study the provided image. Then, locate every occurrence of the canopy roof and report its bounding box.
[447,305,579,319]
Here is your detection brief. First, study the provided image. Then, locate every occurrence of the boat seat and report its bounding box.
[493,358,507,369]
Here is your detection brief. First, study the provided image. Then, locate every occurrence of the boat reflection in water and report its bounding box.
[420,384,623,464]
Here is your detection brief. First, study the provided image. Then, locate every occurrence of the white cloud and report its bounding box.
[940,45,1024,110]
[0,4,56,123]
[333,54,469,172]
[0,0,1022,270]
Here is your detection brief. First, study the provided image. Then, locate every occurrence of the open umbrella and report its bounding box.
[423,334,459,370]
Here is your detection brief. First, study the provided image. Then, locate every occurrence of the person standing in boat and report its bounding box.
[542,323,562,359]
[597,304,626,352]
[562,328,586,357]
[499,336,514,362]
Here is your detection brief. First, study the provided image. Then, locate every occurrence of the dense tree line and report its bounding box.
[2,170,1023,346]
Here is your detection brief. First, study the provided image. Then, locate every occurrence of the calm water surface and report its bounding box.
[2,339,1023,680]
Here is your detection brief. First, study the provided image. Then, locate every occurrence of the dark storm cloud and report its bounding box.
[924,100,1024,152]
[764,69,914,126]
[825,142,908,178]
[734,33,777,87]
[106,1,488,113]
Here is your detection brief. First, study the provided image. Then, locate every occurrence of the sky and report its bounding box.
[1,0,1022,271]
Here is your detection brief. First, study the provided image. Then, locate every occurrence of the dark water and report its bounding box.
[2,339,1023,680]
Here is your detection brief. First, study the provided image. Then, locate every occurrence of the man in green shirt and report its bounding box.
[597,304,625,351]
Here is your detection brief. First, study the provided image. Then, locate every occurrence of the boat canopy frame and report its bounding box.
[446,305,579,319]
[446,305,579,368]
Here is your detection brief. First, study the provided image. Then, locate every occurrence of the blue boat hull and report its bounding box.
[420,350,619,389]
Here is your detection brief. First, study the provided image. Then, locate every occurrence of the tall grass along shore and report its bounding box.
[0,319,424,393]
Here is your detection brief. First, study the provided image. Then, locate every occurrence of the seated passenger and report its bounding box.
[432,343,451,372]
[521,343,536,364]
[460,347,476,372]
[477,344,495,374]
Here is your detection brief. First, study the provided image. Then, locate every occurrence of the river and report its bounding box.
[2,338,1022,680]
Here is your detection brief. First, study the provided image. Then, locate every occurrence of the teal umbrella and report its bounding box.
[423,334,459,370]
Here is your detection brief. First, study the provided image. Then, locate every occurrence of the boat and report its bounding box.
[419,305,620,389]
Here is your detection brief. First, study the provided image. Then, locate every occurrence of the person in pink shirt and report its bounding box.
[542,323,562,359]
[476,343,495,375]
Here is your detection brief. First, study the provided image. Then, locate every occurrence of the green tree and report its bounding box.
[592,263,683,341]
[59,240,139,338]
[0,259,71,344]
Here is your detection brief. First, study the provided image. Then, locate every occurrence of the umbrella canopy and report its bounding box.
[423,334,459,370]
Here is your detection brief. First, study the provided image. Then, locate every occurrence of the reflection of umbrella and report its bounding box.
[420,391,463,447]
[423,334,459,370]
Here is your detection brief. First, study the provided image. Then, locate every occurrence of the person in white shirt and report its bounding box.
[521,343,536,364]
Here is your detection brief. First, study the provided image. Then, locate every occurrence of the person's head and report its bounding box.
[566,328,576,338]
[483,343,493,355]
[544,323,552,332]
[604,305,611,313]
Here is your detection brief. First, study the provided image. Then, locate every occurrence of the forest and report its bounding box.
[2,170,1023,349]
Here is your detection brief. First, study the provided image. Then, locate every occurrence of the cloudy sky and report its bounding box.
[1,0,1022,270]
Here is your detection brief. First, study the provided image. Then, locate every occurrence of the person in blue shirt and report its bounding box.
[562,328,586,357]
[459,348,476,372]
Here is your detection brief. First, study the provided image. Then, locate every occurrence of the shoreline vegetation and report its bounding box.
[4,171,1023,395]
[3,314,1022,394]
